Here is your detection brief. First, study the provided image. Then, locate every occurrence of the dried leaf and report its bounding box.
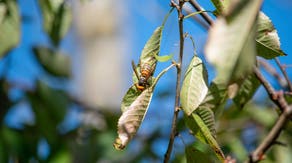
[114,64,174,150]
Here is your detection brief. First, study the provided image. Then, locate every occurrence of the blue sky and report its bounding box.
[1,0,292,161]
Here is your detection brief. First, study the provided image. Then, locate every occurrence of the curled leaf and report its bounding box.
[114,64,174,150]
[114,87,153,150]
[180,56,208,115]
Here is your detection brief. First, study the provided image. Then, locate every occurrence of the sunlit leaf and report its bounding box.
[186,113,225,161]
[205,0,262,85]
[181,56,208,115]
[0,0,20,58]
[33,46,71,77]
[256,12,286,59]
[114,65,174,150]
[185,146,212,163]
[38,0,72,45]
[233,74,261,108]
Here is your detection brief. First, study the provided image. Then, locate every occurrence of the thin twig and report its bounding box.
[164,1,185,162]
[184,7,209,29]
[275,58,292,91]
[258,59,287,88]
[188,0,213,25]
[250,67,292,162]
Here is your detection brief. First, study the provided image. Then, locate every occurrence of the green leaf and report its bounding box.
[233,73,261,108]
[210,0,231,14]
[185,146,212,163]
[199,80,228,114]
[28,80,68,144]
[33,46,71,77]
[0,0,20,58]
[180,56,208,115]
[205,0,262,85]
[256,12,286,59]
[114,64,174,150]
[186,113,225,161]
[155,53,173,62]
[196,108,216,138]
[121,85,141,112]
[140,26,162,68]
[38,0,72,46]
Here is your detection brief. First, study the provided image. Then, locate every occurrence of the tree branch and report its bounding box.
[188,0,213,26]
[258,59,287,88]
[164,1,185,162]
[250,67,292,162]
[275,58,292,92]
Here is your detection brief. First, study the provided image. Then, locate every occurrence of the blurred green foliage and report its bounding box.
[0,0,291,163]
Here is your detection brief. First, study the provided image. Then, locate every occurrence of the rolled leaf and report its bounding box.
[114,64,174,150]
[114,87,153,150]
[181,56,208,115]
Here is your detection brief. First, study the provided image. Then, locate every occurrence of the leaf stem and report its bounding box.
[164,1,185,163]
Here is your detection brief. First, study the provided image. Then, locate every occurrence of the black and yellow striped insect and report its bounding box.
[132,61,155,91]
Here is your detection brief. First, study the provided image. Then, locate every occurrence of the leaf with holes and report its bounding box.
[114,65,174,150]
[0,0,20,58]
[205,0,262,85]
[180,56,208,115]
[233,73,261,108]
[256,12,286,59]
